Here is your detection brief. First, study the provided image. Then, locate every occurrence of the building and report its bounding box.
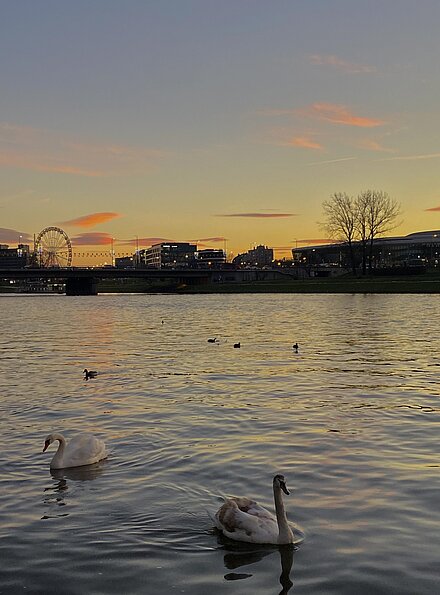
[233,245,274,268]
[195,249,226,267]
[293,230,440,269]
[0,244,30,268]
[143,242,197,268]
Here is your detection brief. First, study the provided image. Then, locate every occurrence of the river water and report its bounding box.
[0,293,439,594]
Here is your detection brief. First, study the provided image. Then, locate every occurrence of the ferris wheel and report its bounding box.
[35,226,73,267]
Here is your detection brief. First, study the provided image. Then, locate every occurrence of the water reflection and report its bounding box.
[50,461,105,483]
[41,463,105,520]
[218,533,295,594]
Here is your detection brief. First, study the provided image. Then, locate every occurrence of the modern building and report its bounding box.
[195,249,226,267]
[143,242,197,268]
[292,230,440,269]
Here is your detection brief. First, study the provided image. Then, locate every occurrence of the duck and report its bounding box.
[233,343,241,348]
[43,432,108,469]
[213,474,294,544]
[83,369,98,380]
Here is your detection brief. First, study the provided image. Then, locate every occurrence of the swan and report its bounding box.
[43,432,107,469]
[83,369,98,379]
[213,474,294,544]
[292,343,299,351]
[233,343,241,348]
[207,338,217,343]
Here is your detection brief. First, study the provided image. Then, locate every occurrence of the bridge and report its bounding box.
[0,267,295,295]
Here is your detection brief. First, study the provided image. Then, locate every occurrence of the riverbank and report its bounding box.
[97,271,440,294]
[2,271,439,294]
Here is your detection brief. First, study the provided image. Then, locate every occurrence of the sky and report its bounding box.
[1,0,440,264]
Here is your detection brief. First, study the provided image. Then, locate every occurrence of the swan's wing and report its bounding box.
[65,434,107,467]
[215,498,279,544]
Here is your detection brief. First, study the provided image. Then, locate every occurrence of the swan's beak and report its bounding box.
[280,480,290,495]
[43,440,50,452]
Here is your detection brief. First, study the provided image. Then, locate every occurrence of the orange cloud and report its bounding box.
[299,103,385,127]
[216,212,296,218]
[425,205,440,212]
[62,212,121,228]
[258,103,385,128]
[309,54,376,74]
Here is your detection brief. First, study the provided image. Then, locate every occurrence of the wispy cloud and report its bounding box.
[71,232,114,246]
[358,138,395,153]
[306,156,357,166]
[309,54,376,74]
[191,237,226,243]
[0,122,165,177]
[293,238,341,245]
[425,205,440,212]
[299,103,386,128]
[284,136,324,150]
[378,152,440,161]
[61,212,121,228]
[120,237,173,247]
[215,212,296,218]
[0,227,32,244]
[259,103,385,128]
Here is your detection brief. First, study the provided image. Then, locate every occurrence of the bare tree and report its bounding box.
[322,192,357,274]
[356,190,401,273]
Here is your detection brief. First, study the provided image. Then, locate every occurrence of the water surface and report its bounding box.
[0,293,439,594]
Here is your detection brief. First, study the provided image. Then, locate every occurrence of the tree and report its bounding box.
[321,192,357,274]
[356,190,401,273]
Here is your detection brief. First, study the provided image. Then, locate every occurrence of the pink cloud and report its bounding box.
[286,136,324,150]
[309,54,376,74]
[61,212,121,228]
[299,103,386,128]
[425,205,440,212]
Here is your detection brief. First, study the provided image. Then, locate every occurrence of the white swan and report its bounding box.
[43,432,107,469]
[213,474,294,544]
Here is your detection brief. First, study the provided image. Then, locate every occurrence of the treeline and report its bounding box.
[322,190,400,275]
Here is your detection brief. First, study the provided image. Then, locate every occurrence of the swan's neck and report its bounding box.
[274,486,293,544]
[50,434,66,467]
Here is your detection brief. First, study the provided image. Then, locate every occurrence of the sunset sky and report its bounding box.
[1,1,440,263]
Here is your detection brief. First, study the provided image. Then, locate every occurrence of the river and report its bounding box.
[0,293,439,594]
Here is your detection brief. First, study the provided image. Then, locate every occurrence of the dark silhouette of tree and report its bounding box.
[321,192,357,274]
[322,189,401,275]
[356,190,401,273]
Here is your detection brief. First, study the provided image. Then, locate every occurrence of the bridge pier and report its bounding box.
[65,277,97,296]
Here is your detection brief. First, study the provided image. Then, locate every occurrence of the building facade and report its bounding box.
[292,231,440,269]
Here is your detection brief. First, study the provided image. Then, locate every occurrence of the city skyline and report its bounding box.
[1,1,440,264]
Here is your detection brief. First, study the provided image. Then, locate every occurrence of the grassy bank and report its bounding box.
[175,272,440,294]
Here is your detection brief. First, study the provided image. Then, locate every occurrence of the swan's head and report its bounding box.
[83,369,88,374]
[273,474,290,495]
[43,434,55,452]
